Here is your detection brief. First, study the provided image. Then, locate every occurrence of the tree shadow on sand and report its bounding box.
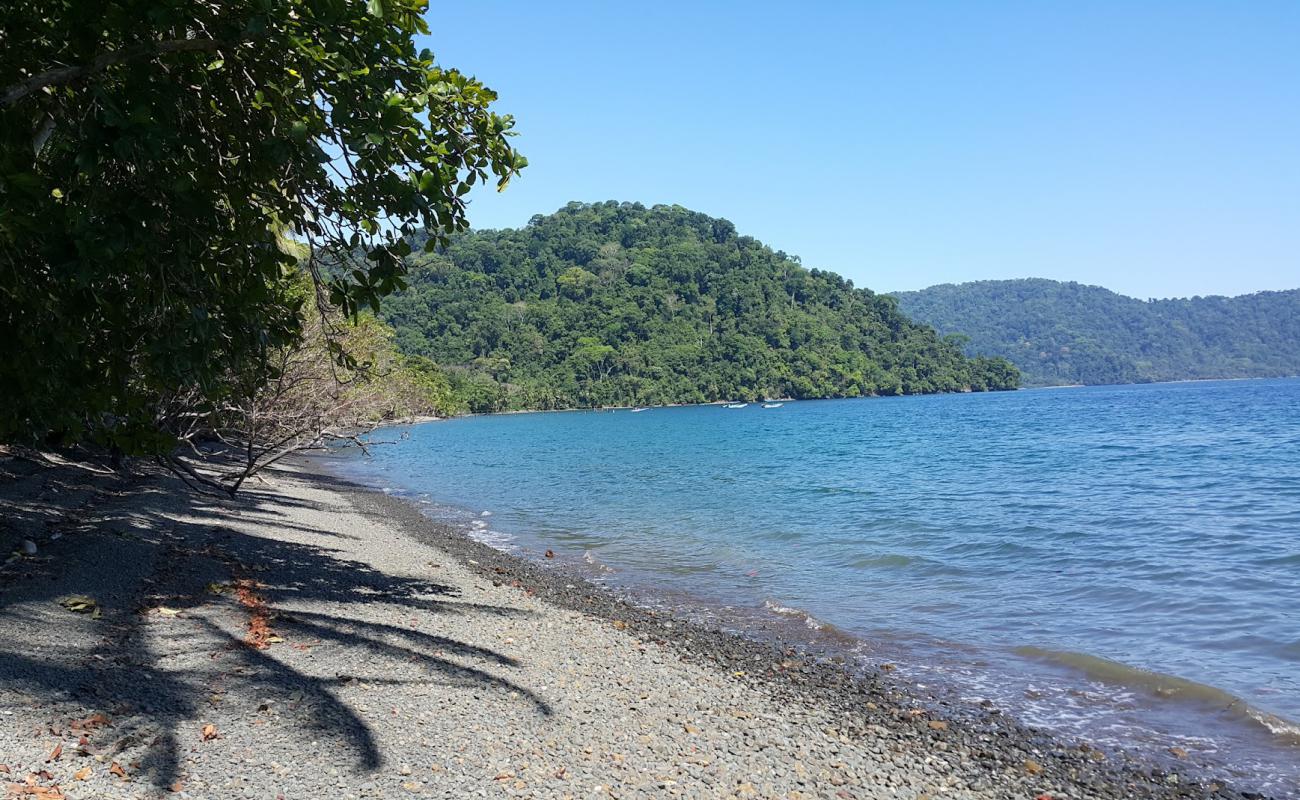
[0,457,549,792]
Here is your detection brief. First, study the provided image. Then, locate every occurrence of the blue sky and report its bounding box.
[419,1,1299,299]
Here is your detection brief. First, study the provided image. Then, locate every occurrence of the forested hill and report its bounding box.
[380,201,1019,412]
[893,279,1300,386]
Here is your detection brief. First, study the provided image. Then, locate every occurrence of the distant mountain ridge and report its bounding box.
[892,278,1300,386]
[378,201,1019,412]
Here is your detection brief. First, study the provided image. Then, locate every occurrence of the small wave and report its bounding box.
[1247,708,1300,741]
[850,553,920,569]
[763,599,803,616]
[582,550,615,573]
[763,599,825,630]
[1015,646,1300,745]
[464,525,515,549]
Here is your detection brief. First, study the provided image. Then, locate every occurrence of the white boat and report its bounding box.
[762,402,784,409]
[630,407,648,413]
[725,403,748,409]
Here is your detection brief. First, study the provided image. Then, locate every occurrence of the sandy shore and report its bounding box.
[0,456,1269,799]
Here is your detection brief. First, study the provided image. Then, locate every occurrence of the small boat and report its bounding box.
[724,402,748,409]
[630,407,648,413]
[762,402,784,409]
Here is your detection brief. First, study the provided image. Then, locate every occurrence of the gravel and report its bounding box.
[0,454,1280,799]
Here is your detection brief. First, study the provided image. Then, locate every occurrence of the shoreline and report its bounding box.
[307,461,1280,800]
[0,453,1283,799]
[404,375,1300,423]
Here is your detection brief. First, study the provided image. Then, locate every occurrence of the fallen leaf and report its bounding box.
[0,765,8,775]
[927,721,948,731]
[69,713,110,731]
[58,596,98,614]
[45,744,61,763]
[34,771,53,781]
[170,781,184,792]
[611,620,626,630]
[73,767,91,781]
[1023,759,1043,776]
[108,762,127,779]
[200,723,218,741]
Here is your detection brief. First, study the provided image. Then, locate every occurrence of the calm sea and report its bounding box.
[332,379,1300,796]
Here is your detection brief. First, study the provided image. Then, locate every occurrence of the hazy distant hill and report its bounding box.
[379,202,1019,412]
[892,279,1300,386]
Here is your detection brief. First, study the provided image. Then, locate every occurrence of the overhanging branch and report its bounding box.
[3,38,228,107]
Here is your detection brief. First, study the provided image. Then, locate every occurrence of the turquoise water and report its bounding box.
[335,379,1300,794]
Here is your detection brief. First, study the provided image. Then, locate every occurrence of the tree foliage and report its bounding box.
[380,201,1020,412]
[894,279,1300,386]
[0,0,524,452]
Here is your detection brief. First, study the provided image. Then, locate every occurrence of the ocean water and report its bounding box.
[332,379,1300,796]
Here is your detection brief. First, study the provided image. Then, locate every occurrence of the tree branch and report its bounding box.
[3,38,228,107]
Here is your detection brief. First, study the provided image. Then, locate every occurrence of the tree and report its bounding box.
[0,0,525,454]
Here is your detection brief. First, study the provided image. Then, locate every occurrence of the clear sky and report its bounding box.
[418,1,1299,300]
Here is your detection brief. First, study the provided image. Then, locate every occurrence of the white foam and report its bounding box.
[465,526,515,549]
[1248,707,1300,740]
[763,599,824,630]
[763,599,802,616]
[582,550,615,573]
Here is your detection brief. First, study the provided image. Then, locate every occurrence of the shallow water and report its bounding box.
[334,379,1300,796]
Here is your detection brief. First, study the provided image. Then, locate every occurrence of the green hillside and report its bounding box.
[893,279,1300,386]
[380,201,1018,412]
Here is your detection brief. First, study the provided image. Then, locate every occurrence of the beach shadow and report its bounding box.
[0,457,546,791]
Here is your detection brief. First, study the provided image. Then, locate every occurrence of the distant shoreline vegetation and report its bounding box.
[370,201,1020,414]
[893,279,1300,387]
